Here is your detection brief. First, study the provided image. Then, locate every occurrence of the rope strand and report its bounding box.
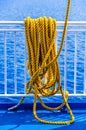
[8,0,74,125]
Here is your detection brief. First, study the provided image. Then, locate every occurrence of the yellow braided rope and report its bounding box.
[8,0,74,125]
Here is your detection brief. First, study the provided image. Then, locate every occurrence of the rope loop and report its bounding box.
[8,0,74,125]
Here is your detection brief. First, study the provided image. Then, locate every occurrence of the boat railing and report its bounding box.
[0,21,86,97]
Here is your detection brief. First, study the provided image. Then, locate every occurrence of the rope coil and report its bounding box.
[8,0,75,125]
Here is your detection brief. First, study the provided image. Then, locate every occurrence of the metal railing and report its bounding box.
[0,21,86,97]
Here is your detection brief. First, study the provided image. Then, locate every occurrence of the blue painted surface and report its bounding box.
[0,103,86,110]
[0,108,86,130]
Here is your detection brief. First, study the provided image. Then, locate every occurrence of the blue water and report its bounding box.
[0,0,86,102]
[0,0,86,21]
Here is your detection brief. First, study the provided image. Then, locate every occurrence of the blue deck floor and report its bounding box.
[0,103,86,130]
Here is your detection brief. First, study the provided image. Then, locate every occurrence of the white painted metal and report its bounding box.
[64,35,67,95]
[74,32,77,94]
[84,32,86,94]
[24,38,27,94]
[0,29,23,32]
[1,29,86,32]
[0,21,86,25]
[14,32,17,94]
[4,32,7,95]
[0,93,86,97]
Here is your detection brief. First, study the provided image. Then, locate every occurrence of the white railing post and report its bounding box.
[64,34,67,94]
[14,32,17,94]
[4,32,7,95]
[74,32,77,95]
[24,39,27,94]
[84,32,86,94]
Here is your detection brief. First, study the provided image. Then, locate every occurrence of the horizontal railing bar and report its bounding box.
[0,29,86,32]
[0,94,86,97]
[57,21,86,25]
[0,21,24,24]
[0,29,24,32]
[55,94,86,96]
[0,21,86,25]
[57,29,86,32]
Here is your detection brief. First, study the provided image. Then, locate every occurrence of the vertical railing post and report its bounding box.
[84,32,86,94]
[14,32,17,94]
[74,32,77,95]
[64,34,67,94]
[24,39,27,94]
[4,32,7,95]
